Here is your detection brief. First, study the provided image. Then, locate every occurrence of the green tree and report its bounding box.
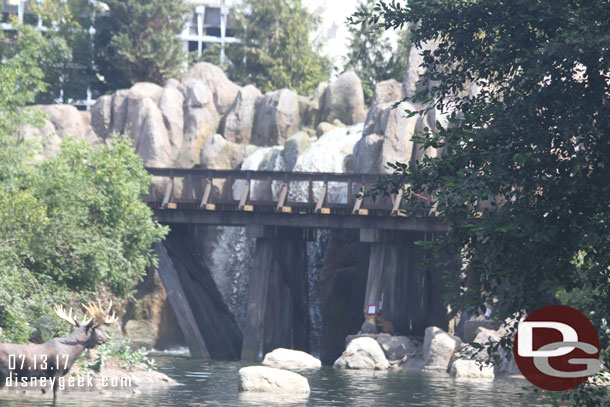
[94,0,191,92]
[0,22,167,343]
[227,0,330,95]
[344,0,410,105]
[357,1,609,402]
[28,0,99,104]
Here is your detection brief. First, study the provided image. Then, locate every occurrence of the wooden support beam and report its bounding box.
[352,184,364,214]
[200,178,212,209]
[315,180,328,213]
[161,178,174,209]
[391,185,406,216]
[276,183,288,212]
[238,180,250,210]
[154,243,209,358]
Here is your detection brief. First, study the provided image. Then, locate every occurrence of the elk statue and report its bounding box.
[0,300,118,400]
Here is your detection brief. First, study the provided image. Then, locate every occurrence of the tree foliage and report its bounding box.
[356,1,609,401]
[226,0,331,95]
[94,0,191,92]
[344,0,410,105]
[0,23,167,343]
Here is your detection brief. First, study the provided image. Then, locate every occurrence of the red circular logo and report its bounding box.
[513,305,600,391]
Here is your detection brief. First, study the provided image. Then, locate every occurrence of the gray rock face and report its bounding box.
[376,334,417,361]
[91,94,113,139]
[316,121,336,137]
[200,134,246,170]
[252,89,300,146]
[133,98,172,167]
[297,94,320,129]
[282,131,311,171]
[463,316,501,343]
[111,89,129,135]
[238,366,310,394]
[423,326,461,371]
[181,79,220,167]
[449,359,495,379]
[403,39,439,99]
[321,71,366,125]
[262,348,322,370]
[182,62,240,115]
[352,134,383,173]
[159,84,185,148]
[221,85,262,144]
[333,337,389,370]
[122,82,164,141]
[371,79,403,108]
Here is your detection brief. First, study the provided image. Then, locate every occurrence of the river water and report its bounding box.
[0,356,547,406]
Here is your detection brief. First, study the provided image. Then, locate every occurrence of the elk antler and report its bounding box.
[82,300,118,327]
[55,304,92,327]
[54,305,77,326]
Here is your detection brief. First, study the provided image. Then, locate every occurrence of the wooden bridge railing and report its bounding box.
[144,167,434,217]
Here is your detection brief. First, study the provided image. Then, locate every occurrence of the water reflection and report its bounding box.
[0,357,545,407]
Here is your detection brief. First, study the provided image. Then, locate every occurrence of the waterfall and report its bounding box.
[207,124,364,357]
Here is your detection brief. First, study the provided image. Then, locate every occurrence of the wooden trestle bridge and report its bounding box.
[144,168,451,361]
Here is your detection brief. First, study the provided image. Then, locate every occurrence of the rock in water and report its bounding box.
[333,337,389,370]
[262,348,322,370]
[449,359,495,379]
[376,334,417,361]
[320,71,366,125]
[237,366,310,394]
[423,326,462,371]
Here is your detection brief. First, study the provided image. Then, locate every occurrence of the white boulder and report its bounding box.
[262,348,322,370]
[237,366,310,394]
[333,337,389,370]
[423,326,461,371]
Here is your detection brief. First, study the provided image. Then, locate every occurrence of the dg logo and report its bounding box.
[514,305,602,391]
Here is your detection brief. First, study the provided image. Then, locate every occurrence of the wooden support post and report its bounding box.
[161,177,174,209]
[315,180,328,214]
[200,178,212,209]
[308,179,313,206]
[276,183,289,212]
[238,180,250,210]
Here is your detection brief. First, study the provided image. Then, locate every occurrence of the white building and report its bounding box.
[1,0,241,107]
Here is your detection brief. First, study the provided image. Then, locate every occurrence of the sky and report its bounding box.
[303,0,398,75]
[304,0,362,69]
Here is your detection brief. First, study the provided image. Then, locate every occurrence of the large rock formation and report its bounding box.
[321,71,366,125]
[221,85,262,144]
[122,267,185,350]
[251,89,300,146]
[182,62,240,115]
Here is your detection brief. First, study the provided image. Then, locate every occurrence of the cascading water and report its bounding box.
[207,124,364,357]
